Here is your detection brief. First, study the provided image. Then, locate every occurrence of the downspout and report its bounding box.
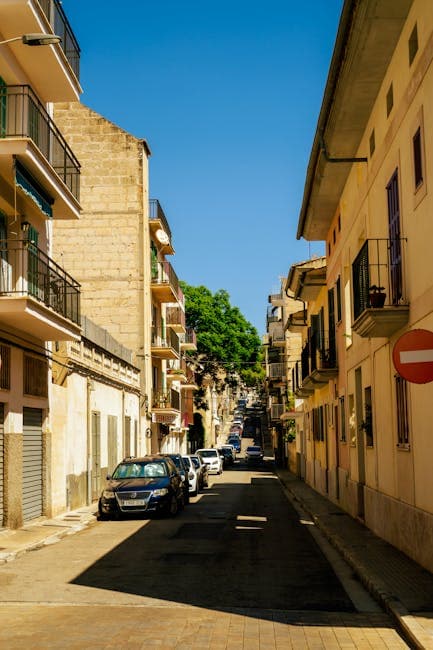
[86,378,93,505]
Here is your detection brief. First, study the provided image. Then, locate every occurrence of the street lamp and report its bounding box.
[0,33,61,47]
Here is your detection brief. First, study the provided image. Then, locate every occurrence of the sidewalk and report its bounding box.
[0,503,98,564]
[276,468,433,650]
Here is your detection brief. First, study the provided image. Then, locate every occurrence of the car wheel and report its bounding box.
[191,484,198,497]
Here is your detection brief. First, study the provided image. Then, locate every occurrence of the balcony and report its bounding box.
[270,404,284,421]
[151,260,180,303]
[270,325,285,347]
[151,327,180,360]
[0,0,81,101]
[181,367,198,391]
[0,239,80,340]
[180,327,197,351]
[300,332,338,390]
[0,85,80,219]
[166,359,187,384]
[149,199,174,255]
[352,239,409,338]
[268,291,284,307]
[152,388,180,424]
[267,362,285,381]
[285,308,308,332]
[166,306,186,333]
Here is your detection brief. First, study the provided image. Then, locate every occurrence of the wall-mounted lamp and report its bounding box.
[0,33,62,47]
[21,220,31,235]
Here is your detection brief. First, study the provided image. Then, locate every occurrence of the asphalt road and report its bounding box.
[0,446,409,648]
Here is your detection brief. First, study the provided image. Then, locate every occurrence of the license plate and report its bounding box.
[122,499,146,506]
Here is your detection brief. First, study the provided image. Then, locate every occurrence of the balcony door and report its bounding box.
[26,226,40,299]
[387,169,403,304]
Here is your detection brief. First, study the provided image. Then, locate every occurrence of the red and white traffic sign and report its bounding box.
[393,329,433,384]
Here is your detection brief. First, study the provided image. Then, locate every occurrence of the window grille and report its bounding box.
[413,127,423,188]
[0,344,10,390]
[24,355,48,397]
[395,375,409,446]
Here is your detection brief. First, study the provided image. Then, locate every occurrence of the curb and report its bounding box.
[0,510,98,565]
[277,474,428,650]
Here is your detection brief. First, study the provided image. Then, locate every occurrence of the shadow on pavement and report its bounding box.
[69,460,392,627]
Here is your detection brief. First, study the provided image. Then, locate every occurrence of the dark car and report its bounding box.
[98,456,184,519]
[227,436,241,454]
[218,447,234,467]
[158,453,190,504]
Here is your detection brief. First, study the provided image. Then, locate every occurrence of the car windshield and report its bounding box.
[247,446,261,452]
[199,450,217,458]
[190,456,200,469]
[112,461,167,479]
[182,457,192,469]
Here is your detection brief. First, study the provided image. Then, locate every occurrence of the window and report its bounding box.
[336,277,342,322]
[369,129,375,156]
[0,344,10,390]
[409,23,418,66]
[338,214,341,232]
[364,386,373,447]
[327,241,331,256]
[339,396,346,442]
[386,84,394,117]
[395,375,410,446]
[333,228,336,244]
[413,127,423,188]
[24,355,48,397]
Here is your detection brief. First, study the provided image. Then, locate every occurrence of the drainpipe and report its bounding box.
[86,378,94,505]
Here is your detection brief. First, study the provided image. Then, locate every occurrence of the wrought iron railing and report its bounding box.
[181,327,197,347]
[301,331,337,380]
[149,199,172,241]
[166,306,186,330]
[352,238,408,320]
[270,404,284,420]
[152,388,180,410]
[0,239,80,324]
[38,0,80,79]
[268,362,285,379]
[0,85,80,200]
[151,327,180,355]
[270,325,285,345]
[151,260,179,297]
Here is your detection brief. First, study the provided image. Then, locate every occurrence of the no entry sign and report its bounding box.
[393,329,433,384]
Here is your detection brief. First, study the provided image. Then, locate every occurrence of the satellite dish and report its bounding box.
[156,229,170,245]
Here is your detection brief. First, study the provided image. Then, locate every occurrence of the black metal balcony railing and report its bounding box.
[149,199,172,241]
[0,239,80,325]
[151,327,180,355]
[181,327,197,347]
[268,362,285,380]
[271,325,285,344]
[352,238,408,320]
[152,388,180,411]
[301,331,337,381]
[151,260,179,297]
[0,85,80,201]
[38,0,81,79]
[166,306,186,330]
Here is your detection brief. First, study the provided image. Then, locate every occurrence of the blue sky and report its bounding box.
[62,0,343,335]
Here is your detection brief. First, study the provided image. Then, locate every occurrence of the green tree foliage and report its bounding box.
[180,282,264,388]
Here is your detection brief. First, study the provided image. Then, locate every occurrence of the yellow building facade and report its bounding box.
[297,0,433,572]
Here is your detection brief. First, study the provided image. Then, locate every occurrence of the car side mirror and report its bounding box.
[106,474,112,480]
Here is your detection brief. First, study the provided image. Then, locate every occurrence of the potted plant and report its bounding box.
[369,285,386,308]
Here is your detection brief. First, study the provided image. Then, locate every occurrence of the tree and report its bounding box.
[180,282,264,392]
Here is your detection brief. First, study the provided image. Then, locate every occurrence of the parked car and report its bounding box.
[98,456,184,519]
[158,453,190,504]
[218,446,234,467]
[196,448,223,474]
[227,436,241,454]
[182,455,201,496]
[245,445,264,463]
[221,443,236,461]
[189,453,209,488]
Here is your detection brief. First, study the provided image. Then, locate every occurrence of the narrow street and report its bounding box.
[0,442,409,649]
